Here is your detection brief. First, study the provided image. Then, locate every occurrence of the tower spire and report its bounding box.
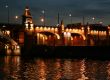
[24,6,31,17]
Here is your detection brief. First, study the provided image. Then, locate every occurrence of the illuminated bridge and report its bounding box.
[0,6,110,47]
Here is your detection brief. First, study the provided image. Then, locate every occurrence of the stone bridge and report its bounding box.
[24,23,109,46]
[0,6,110,47]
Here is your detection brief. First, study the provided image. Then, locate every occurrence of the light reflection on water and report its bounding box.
[0,56,109,80]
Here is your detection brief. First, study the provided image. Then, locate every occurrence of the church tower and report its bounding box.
[22,6,33,25]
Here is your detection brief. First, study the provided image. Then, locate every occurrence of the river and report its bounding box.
[0,56,110,80]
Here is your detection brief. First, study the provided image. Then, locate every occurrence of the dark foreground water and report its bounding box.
[0,56,110,80]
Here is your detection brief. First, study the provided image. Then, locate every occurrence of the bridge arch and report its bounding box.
[70,33,86,46]
[70,32,86,40]
[36,31,60,40]
[35,31,60,46]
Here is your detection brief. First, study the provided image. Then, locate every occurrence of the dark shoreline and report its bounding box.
[20,46,110,60]
[0,46,110,60]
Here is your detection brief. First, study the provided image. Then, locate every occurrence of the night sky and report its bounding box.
[0,0,110,26]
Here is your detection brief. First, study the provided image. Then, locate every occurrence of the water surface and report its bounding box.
[0,56,109,80]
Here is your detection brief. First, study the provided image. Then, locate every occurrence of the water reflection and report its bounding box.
[107,62,110,80]
[0,57,110,80]
[34,59,47,80]
[78,59,88,80]
[1,56,21,80]
[86,60,108,80]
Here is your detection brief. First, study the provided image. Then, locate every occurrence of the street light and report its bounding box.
[41,18,44,22]
[92,17,95,24]
[42,10,45,14]
[42,10,45,26]
[15,16,19,19]
[99,21,103,24]
[69,14,72,24]
[15,15,19,23]
[5,5,9,24]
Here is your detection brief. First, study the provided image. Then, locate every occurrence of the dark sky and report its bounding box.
[0,0,110,26]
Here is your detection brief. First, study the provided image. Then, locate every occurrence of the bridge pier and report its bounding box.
[24,31,36,52]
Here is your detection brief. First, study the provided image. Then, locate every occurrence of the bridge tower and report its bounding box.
[22,6,36,52]
[22,6,33,25]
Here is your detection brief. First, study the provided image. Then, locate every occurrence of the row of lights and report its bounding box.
[26,26,57,32]
[9,16,104,25]
[25,23,59,32]
[35,27,58,32]
[25,24,108,36]
[65,28,84,33]
[90,30,106,35]
[25,23,61,39]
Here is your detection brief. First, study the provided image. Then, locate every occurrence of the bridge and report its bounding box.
[24,24,109,46]
[0,6,110,48]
